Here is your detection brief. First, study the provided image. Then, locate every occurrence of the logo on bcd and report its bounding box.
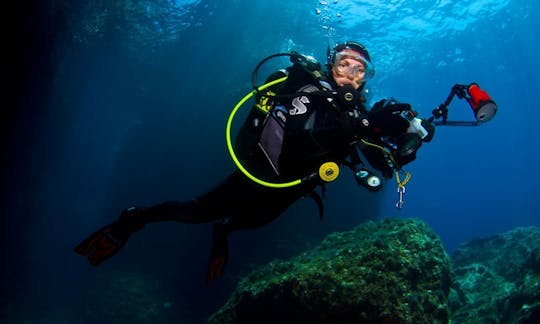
[290,96,309,115]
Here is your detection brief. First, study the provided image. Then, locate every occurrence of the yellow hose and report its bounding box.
[226,76,303,188]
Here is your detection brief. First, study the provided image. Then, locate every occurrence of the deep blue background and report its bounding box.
[3,0,539,322]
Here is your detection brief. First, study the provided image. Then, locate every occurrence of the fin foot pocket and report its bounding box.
[74,207,146,266]
[74,224,130,266]
[205,225,229,285]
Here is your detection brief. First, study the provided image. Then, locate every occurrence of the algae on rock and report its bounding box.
[208,218,451,324]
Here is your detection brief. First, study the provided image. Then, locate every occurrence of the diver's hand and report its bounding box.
[421,118,435,142]
[368,99,411,137]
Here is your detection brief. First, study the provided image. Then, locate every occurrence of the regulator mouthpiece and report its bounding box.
[467,83,497,123]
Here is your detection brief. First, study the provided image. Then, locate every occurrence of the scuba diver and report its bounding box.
[75,41,436,284]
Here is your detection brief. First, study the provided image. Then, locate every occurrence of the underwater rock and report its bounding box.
[449,226,540,323]
[208,218,451,323]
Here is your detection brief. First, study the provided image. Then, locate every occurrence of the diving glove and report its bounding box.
[368,99,411,137]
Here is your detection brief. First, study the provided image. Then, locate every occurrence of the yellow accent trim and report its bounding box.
[226,76,305,188]
[359,138,397,166]
[255,90,276,113]
[319,162,339,182]
[396,170,411,188]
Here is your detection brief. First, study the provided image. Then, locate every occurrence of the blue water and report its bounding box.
[3,0,539,322]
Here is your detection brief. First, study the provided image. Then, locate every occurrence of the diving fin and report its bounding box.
[74,222,131,266]
[75,207,145,266]
[205,224,229,285]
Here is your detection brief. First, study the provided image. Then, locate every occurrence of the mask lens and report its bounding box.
[334,52,375,81]
[337,63,364,76]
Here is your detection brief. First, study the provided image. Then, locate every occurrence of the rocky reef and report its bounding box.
[449,226,540,323]
[208,218,452,323]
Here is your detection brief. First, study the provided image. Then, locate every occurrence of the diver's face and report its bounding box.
[331,50,367,89]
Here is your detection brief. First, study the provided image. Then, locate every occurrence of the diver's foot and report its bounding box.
[74,207,146,266]
[118,206,147,232]
[205,225,229,285]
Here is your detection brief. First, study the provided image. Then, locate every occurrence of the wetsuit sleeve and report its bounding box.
[346,110,372,138]
[355,99,432,174]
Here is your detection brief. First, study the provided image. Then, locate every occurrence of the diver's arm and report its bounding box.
[352,99,435,170]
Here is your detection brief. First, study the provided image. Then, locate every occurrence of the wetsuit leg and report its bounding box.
[135,171,259,224]
[76,169,317,281]
[75,171,254,267]
[205,180,317,284]
[135,169,316,227]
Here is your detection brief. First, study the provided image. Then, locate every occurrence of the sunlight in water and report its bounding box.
[314,0,511,81]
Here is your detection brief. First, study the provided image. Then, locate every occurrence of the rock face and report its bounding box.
[449,227,540,323]
[208,218,451,323]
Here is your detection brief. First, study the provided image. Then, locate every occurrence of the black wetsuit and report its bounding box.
[120,64,375,280]
[75,62,386,283]
[133,65,370,233]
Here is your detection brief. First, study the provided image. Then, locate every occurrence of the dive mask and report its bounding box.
[333,51,375,81]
